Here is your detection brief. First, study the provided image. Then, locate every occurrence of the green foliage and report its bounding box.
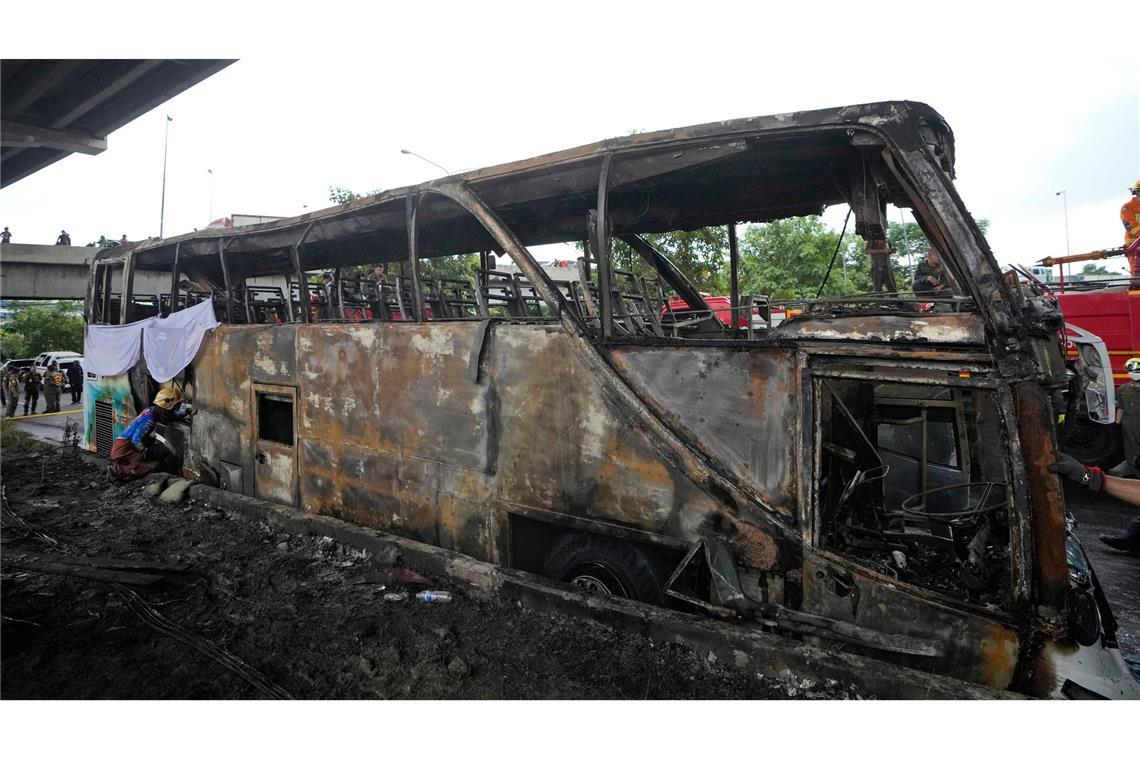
[0,418,37,458]
[1,417,36,452]
[884,217,989,293]
[578,228,730,294]
[328,186,383,204]
[738,216,867,299]
[420,254,478,283]
[85,235,120,248]
[1080,262,1123,276]
[0,302,84,358]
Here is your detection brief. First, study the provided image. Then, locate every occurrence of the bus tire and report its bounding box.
[542,532,666,605]
[1061,414,1123,469]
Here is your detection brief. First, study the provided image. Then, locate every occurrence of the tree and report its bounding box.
[738,216,866,299]
[0,302,84,358]
[1080,262,1123,277]
[328,186,380,204]
[577,227,730,294]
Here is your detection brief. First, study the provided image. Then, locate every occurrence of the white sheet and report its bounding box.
[83,318,156,377]
[141,299,221,383]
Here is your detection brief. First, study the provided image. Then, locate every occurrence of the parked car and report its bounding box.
[0,357,36,376]
[33,351,83,390]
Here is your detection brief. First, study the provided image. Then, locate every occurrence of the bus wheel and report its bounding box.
[1061,414,1123,469]
[542,532,665,605]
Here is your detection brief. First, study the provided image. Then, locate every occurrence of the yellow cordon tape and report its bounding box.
[7,409,84,419]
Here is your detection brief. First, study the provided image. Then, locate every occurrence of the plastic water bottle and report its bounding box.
[415,590,452,603]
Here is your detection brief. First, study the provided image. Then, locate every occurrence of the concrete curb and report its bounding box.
[187,483,1019,700]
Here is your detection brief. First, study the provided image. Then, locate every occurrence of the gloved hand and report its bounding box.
[1048,453,1104,492]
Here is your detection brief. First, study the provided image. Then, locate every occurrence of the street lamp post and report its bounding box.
[400,148,451,175]
[160,115,173,238]
[207,168,214,224]
[1055,190,1071,257]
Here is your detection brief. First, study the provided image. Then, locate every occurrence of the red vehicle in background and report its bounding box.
[1040,248,1138,467]
[662,293,801,333]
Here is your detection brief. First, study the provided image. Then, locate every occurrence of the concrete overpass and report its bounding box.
[2,60,235,188]
[0,243,169,300]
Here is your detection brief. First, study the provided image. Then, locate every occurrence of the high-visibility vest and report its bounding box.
[1122,197,1140,245]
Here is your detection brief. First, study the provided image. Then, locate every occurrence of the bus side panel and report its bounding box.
[490,327,734,545]
[297,323,489,472]
[185,326,300,492]
[609,346,798,517]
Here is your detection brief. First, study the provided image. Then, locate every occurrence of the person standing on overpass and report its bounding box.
[1,227,11,244]
[56,230,71,246]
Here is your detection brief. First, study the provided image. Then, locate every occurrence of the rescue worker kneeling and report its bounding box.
[110,387,192,481]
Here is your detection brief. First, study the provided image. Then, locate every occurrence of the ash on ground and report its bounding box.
[1,446,858,700]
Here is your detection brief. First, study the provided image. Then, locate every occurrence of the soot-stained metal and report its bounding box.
[84,101,1138,699]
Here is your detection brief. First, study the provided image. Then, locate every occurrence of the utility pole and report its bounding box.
[160,115,173,238]
[1055,190,1070,256]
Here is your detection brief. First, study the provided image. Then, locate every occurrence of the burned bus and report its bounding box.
[84,101,1137,698]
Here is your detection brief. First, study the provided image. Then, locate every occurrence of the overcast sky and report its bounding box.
[3,1,1137,274]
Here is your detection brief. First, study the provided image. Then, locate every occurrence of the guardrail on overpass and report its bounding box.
[0,243,168,301]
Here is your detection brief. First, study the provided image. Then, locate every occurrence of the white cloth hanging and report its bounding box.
[83,318,157,377]
[141,299,221,383]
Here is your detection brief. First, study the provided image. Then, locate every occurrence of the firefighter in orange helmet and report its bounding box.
[1122,180,1140,278]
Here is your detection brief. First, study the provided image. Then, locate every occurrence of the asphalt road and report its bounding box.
[7,402,83,445]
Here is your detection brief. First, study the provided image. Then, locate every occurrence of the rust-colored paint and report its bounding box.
[1013,381,1069,615]
[978,626,1021,691]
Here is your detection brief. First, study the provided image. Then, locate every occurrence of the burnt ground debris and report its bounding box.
[0,444,857,700]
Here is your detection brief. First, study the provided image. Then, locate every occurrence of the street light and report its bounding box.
[1055,190,1071,257]
[400,148,451,175]
[160,115,173,238]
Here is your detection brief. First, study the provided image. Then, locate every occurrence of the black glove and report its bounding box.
[1048,453,1104,492]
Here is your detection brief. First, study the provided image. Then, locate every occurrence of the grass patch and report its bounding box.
[0,418,40,458]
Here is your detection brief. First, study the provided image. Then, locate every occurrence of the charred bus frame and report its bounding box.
[85,101,1137,698]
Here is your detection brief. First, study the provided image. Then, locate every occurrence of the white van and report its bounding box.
[33,351,83,388]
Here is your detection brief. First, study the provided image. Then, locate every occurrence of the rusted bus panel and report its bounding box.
[801,551,1020,690]
[490,327,731,543]
[248,326,298,384]
[185,319,791,569]
[296,323,489,473]
[186,329,255,490]
[256,445,295,504]
[1013,381,1070,616]
[608,346,798,515]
